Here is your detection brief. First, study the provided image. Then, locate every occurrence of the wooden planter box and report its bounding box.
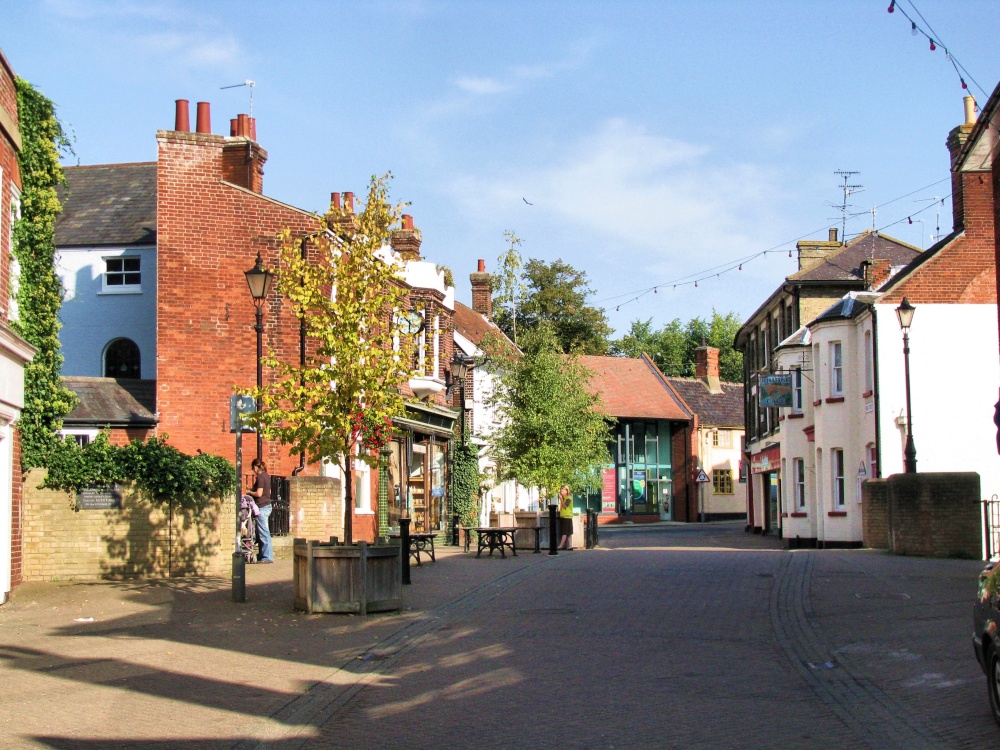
[293,538,401,614]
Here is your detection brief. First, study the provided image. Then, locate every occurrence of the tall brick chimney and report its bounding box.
[222,110,266,194]
[797,228,842,272]
[470,259,492,320]
[861,257,893,290]
[948,94,990,236]
[390,214,422,261]
[694,345,722,393]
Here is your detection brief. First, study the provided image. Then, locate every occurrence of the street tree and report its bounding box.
[491,230,525,347]
[250,174,414,545]
[487,323,611,503]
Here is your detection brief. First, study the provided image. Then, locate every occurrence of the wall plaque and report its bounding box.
[77,484,123,510]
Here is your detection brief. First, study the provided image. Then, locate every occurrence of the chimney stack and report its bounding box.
[195,102,211,134]
[797,229,842,272]
[390,214,422,261]
[174,99,190,132]
[470,259,492,320]
[694,345,722,394]
[948,94,990,235]
[862,258,893,290]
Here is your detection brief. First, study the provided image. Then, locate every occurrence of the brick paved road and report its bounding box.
[297,524,997,750]
[1,523,996,749]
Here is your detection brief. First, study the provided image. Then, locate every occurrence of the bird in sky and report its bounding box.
[523,197,533,205]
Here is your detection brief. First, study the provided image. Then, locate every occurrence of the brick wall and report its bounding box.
[10,426,21,588]
[860,477,889,549]
[289,475,344,543]
[155,128,319,478]
[21,468,232,580]
[868,471,982,558]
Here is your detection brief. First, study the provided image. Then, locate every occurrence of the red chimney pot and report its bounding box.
[229,118,238,137]
[331,192,341,209]
[477,259,486,272]
[344,192,355,212]
[196,102,211,134]
[174,99,190,132]
[402,214,413,230]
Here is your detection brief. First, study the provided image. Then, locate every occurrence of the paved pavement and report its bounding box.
[0,522,995,749]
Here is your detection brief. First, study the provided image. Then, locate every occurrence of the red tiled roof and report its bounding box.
[579,355,691,421]
[453,301,518,356]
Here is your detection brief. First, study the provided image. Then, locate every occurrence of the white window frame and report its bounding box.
[794,458,806,509]
[792,368,803,413]
[830,342,843,396]
[8,180,21,322]
[863,330,873,393]
[59,428,98,447]
[353,459,373,514]
[813,344,822,401]
[101,255,142,294]
[832,448,845,508]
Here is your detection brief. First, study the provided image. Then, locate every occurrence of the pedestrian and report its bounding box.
[247,458,274,563]
[557,485,574,550]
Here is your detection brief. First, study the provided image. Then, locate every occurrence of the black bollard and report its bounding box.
[400,517,411,585]
[548,503,558,555]
[452,513,460,546]
[232,551,246,602]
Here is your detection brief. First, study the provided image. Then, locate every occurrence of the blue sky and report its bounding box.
[5,0,999,336]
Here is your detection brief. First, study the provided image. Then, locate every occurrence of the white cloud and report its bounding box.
[446,118,793,288]
[454,77,513,96]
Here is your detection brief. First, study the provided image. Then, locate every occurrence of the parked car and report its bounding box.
[974,561,1000,725]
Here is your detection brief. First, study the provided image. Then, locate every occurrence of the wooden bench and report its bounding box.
[388,531,437,566]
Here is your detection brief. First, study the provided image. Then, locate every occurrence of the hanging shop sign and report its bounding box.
[759,374,793,407]
[750,445,781,474]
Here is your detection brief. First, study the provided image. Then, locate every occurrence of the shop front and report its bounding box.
[382,402,458,540]
[612,419,675,522]
[750,444,781,536]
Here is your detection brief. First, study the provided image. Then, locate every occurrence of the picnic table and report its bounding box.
[388,531,437,566]
[472,526,518,558]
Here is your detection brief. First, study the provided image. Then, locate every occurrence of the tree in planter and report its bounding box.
[11,78,77,469]
[250,174,415,545]
[486,323,611,503]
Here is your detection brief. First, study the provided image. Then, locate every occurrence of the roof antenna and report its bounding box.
[826,170,863,242]
[220,80,255,118]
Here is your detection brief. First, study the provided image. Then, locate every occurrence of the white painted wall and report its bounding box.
[875,303,1000,498]
[55,246,157,378]
[699,427,747,515]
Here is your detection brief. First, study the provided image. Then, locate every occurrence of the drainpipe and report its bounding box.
[291,235,308,476]
[871,307,882,479]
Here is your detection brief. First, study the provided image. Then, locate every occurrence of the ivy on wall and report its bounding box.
[42,432,236,510]
[11,77,77,469]
[451,440,483,527]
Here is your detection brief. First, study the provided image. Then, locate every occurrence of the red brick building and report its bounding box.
[0,50,36,602]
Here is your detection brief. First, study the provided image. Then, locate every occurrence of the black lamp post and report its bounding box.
[446,351,474,443]
[896,297,917,473]
[244,253,274,461]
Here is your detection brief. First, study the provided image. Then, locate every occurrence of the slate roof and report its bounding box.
[56,163,157,247]
[63,377,157,426]
[811,292,875,325]
[578,355,691,421]
[790,230,920,284]
[666,378,744,428]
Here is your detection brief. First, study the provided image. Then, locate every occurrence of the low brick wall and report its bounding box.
[863,471,980,558]
[289,475,343,543]
[861,478,889,549]
[22,468,233,581]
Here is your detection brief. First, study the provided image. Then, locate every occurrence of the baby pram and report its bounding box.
[238,494,259,563]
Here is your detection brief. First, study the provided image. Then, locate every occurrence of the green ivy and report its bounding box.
[12,77,77,469]
[41,433,236,510]
[451,441,483,527]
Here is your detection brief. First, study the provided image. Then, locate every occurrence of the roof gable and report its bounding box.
[666,378,743,428]
[789,231,921,284]
[579,355,691,422]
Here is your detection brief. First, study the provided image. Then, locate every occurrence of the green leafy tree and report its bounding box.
[11,78,77,468]
[491,230,524,346]
[250,174,415,545]
[487,323,611,502]
[610,311,744,382]
[495,254,612,355]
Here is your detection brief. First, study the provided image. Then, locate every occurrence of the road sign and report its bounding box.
[695,469,711,484]
[230,394,257,433]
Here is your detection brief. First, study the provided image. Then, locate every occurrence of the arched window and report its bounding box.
[104,338,141,379]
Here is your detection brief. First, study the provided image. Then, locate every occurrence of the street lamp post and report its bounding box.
[244,253,274,461]
[896,298,917,474]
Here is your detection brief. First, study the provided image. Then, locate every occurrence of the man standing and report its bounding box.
[248,459,274,563]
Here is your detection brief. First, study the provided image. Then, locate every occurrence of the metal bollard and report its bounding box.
[232,551,246,602]
[452,513,460,546]
[400,517,411,585]
[548,503,558,556]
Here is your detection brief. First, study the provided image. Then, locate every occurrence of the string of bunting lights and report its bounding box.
[599,177,952,313]
[887,0,986,99]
